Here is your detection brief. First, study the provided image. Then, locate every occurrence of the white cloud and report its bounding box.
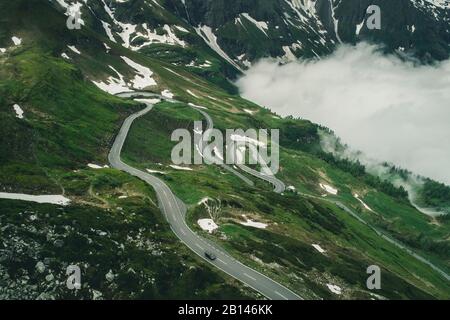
[237,43,450,185]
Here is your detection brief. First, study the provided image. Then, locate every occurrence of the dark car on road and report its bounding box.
[205,251,217,261]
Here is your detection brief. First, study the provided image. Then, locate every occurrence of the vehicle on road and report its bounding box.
[205,251,217,261]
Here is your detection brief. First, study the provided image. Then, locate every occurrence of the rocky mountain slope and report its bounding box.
[177,0,450,63]
[47,0,450,74]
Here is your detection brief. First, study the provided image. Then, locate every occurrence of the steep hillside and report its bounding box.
[0,0,449,300]
[47,0,450,74]
[174,0,450,63]
[0,0,255,299]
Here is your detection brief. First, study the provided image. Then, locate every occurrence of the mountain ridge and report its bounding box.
[0,0,449,300]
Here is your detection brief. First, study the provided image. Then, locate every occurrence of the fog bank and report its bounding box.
[237,43,450,185]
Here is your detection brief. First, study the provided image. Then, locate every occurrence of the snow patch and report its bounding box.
[197,197,211,205]
[186,89,199,98]
[88,163,109,169]
[121,56,157,89]
[241,13,269,37]
[13,104,24,119]
[161,89,174,99]
[320,183,338,195]
[240,215,268,229]
[356,20,364,36]
[312,244,326,254]
[0,193,70,206]
[281,45,297,62]
[11,36,22,46]
[169,165,193,171]
[188,102,207,110]
[327,284,342,295]
[146,169,166,175]
[198,219,218,233]
[195,25,243,72]
[130,24,186,50]
[101,21,117,43]
[243,109,256,114]
[55,0,85,26]
[354,193,373,212]
[92,65,130,95]
[67,45,81,54]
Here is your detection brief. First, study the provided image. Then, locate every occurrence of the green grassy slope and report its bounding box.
[0,0,448,300]
[0,0,255,299]
[0,172,254,299]
[122,96,450,299]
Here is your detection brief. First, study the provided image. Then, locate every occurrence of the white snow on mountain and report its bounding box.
[12,36,22,46]
[92,65,130,95]
[0,192,71,206]
[240,13,269,36]
[55,0,85,26]
[198,219,218,233]
[195,25,244,72]
[67,45,81,54]
[121,56,157,89]
[13,104,24,119]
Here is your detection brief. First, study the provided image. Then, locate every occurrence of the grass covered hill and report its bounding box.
[0,0,448,299]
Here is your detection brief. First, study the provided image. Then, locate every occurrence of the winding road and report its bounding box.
[296,190,450,281]
[110,91,449,301]
[331,200,450,281]
[109,93,302,300]
[188,103,286,194]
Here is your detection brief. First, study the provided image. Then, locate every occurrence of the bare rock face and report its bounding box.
[35,261,46,273]
[166,0,450,62]
[43,0,449,72]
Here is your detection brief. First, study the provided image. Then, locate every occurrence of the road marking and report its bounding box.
[195,243,204,250]
[217,258,227,265]
[180,229,186,235]
[274,291,288,300]
[243,273,256,281]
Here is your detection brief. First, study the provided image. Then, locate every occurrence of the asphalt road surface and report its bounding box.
[299,193,450,282]
[109,95,302,300]
[189,104,285,193]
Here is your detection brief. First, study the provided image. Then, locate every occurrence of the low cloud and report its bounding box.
[237,43,450,185]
